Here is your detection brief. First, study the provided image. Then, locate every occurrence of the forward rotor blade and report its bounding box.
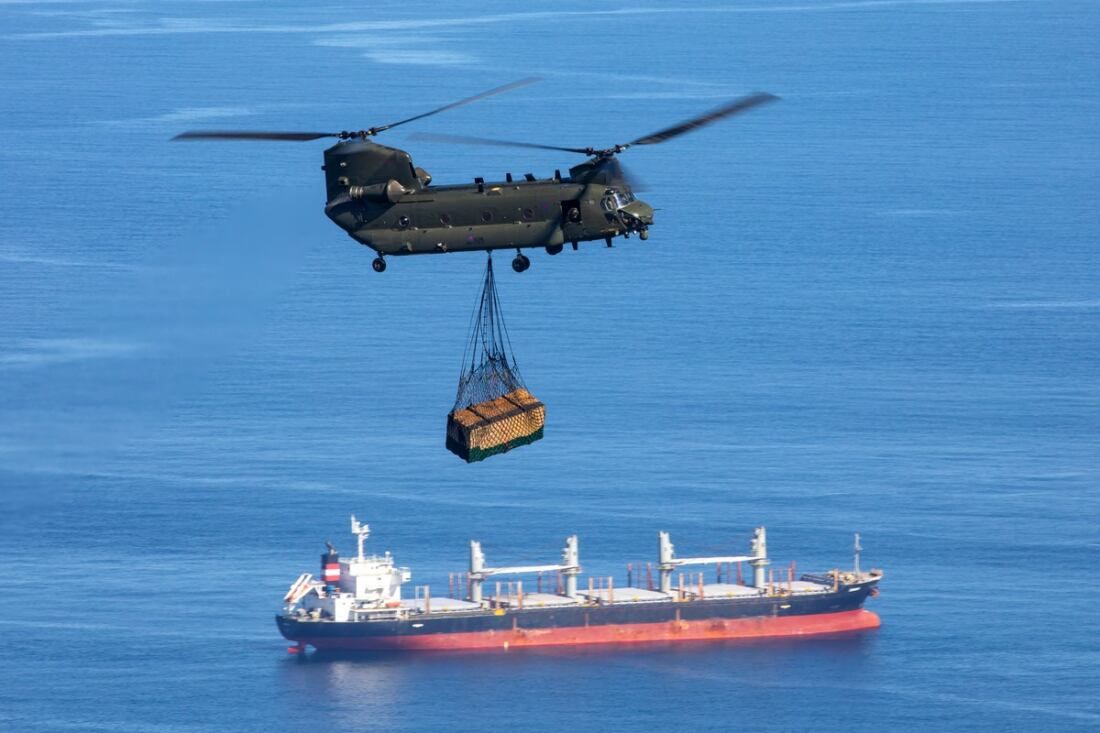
[410,132,593,155]
[371,77,540,134]
[628,91,779,146]
[172,130,340,142]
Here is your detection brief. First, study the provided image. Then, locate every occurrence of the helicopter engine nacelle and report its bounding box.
[349,179,407,204]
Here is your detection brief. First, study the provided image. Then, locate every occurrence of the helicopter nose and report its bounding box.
[621,199,654,226]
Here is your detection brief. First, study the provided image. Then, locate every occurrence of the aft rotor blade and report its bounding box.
[628,91,779,146]
[371,77,541,134]
[174,78,538,142]
[410,132,593,155]
[172,130,340,142]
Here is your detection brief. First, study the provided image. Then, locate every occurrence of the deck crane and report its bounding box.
[658,527,771,593]
[468,536,580,603]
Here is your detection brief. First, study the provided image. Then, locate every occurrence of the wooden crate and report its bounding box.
[446,388,545,462]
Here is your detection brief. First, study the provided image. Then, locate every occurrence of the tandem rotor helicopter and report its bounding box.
[175,79,777,273]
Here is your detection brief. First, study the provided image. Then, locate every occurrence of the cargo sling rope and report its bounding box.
[453,255,526,409]
[447,254,545,462]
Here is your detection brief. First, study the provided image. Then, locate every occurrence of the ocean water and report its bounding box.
[1,0,1098,731]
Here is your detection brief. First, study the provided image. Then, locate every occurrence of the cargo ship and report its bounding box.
[277,517,882,653]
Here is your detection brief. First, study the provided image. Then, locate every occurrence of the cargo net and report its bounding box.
[453,256,525,409]
[446,256,545,462]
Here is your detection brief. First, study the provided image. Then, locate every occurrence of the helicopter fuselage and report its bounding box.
[321,140,654,262]
[174,85,774,273]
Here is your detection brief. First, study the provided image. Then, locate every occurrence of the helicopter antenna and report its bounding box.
[172,78,539,142]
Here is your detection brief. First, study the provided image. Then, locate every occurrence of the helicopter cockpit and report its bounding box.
[601,189,636,212]
[600,187,654,238]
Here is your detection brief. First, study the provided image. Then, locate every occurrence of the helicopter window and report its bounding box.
[439,213,452,226]
[521,208,535,221]
[562,201,582,223]
[601,191,635,211]
[481,210,493,223]
[397,215,410,229]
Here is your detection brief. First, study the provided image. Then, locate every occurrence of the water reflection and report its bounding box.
[276,633,880,730]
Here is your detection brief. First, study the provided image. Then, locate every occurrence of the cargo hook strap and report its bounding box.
[453,254,526,409]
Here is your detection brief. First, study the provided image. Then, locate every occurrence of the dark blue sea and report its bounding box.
[2,1,1098,731]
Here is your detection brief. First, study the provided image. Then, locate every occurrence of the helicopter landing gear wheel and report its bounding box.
[511,254,531,273]
[371,256,387,273]
[639,229,649,241]
[545,244,563,256]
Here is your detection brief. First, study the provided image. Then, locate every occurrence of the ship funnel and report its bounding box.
[321,541,340,590]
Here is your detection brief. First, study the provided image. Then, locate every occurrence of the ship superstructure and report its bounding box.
[278,517,882,652]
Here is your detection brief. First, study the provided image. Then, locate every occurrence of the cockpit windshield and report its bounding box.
[601,189,636,211]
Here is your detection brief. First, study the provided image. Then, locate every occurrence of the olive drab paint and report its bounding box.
[322,139,654,262]
[173,80,776,273]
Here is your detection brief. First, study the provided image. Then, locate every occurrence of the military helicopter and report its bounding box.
[175,80,777,273]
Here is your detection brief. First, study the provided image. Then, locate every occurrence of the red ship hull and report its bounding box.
[295,609,880,652]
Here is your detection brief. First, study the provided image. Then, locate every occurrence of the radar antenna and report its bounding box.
[351,515,371,561]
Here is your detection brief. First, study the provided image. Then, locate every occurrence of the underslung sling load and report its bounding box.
[446,256,545,462]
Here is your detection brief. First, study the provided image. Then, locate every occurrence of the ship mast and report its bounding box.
[853,532,862,575]
[351,515,370,561]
